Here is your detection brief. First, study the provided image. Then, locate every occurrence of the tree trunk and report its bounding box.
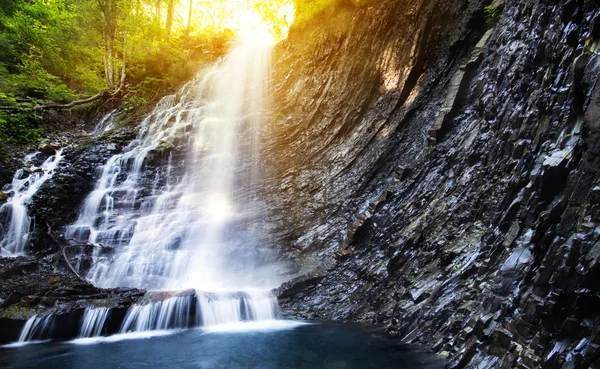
[120,31,127,88]
[99,0,117,89]
[186,0,193,38]
[107,37,114,88]
[166,0,175,38]
[155,0,162,22]
[103,30,111,87]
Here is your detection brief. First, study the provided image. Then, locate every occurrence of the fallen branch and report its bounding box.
[42,90,109,109]
[61,245,83,279]
[0,89,121,112]
[63,239,115,253]
[0,106,28,111]
[45,223,114,280]
[60,242,115,280]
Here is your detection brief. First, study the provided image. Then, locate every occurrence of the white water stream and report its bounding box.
[18,315,54,343]
[8,21,291,345]
[68,37,278,292]
[80,307,112,338]
[28,34,288,337]
[0,150,64,256]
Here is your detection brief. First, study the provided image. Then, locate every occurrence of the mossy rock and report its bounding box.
[0,304,37,320]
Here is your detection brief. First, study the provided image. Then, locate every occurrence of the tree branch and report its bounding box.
[0,90,118,112]
[45,222,114,280]
[62,246,84,280]
[41,90,110,109]
[63,239,115,253]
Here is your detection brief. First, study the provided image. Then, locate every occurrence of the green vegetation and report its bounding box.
[0,0,235,144]
[425,144,436,152]
[0,0,364,144]
[584,37,600,55]
[0,92,43,144]
[484,2,503,26]
[0,0,234,99]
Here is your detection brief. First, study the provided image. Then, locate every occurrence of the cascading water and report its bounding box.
[60,32,286,337]
[120,292,197,333]
[92,109,118,136]
[79,307,111,338]
[197,291,278,326]
[0,150,64,256]
[18,315,54,343]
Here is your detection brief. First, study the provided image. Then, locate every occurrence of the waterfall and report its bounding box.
[18,315,54,343]
[92,109,118,136]
[197,291,278,326]
[0,150,64,256]
[120,293,196,333]
[118,290,278,334]
[79,307,111,338]
[15,291,279,342]
[67,37,280,292]
[58,32,285,336]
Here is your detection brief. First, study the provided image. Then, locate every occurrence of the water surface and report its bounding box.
[0,323,444,369]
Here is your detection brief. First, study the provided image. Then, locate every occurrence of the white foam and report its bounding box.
[69,330,175,345]
[1,340,49,348]
[202,320,310,333]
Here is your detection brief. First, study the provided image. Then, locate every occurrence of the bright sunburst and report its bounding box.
[180,0,296,43]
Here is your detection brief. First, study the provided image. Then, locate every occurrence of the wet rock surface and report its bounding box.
[0,146,24,191]
[0,112,148,343]
[0,256,144,344]
[268,0,600,368]
[22,128,138,256]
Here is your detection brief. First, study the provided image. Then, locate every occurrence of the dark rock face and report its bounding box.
[0,108,146,343]
[0,146,22,191]
[39,129,137,219]
[268,0,600,368]
[0,256,144,344]
[25,128,137,255]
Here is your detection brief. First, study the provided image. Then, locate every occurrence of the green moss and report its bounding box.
[484,2,503,26]
[0,304,36,320]
[584,38,600,55]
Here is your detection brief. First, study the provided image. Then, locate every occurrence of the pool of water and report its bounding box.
[0,321,444,369]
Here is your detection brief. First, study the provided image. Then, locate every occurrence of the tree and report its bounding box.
[165,0,175,38]
[186,0,193,38]
[97,0,117,88]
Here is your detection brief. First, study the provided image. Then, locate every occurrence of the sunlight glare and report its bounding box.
[184,0,296,43]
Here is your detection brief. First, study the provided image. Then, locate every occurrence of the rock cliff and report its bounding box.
[268,0,600,368]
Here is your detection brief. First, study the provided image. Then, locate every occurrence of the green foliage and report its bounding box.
[0,0,103,97]
[484,3,502,26]
[1,54,74,102]
[0,92,43,144]
[122,94,147,112]
[0,0,232,144]
[0,0,227,96]
[584,37,600,55]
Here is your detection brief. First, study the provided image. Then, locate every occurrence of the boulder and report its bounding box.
[38,143,56,155]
